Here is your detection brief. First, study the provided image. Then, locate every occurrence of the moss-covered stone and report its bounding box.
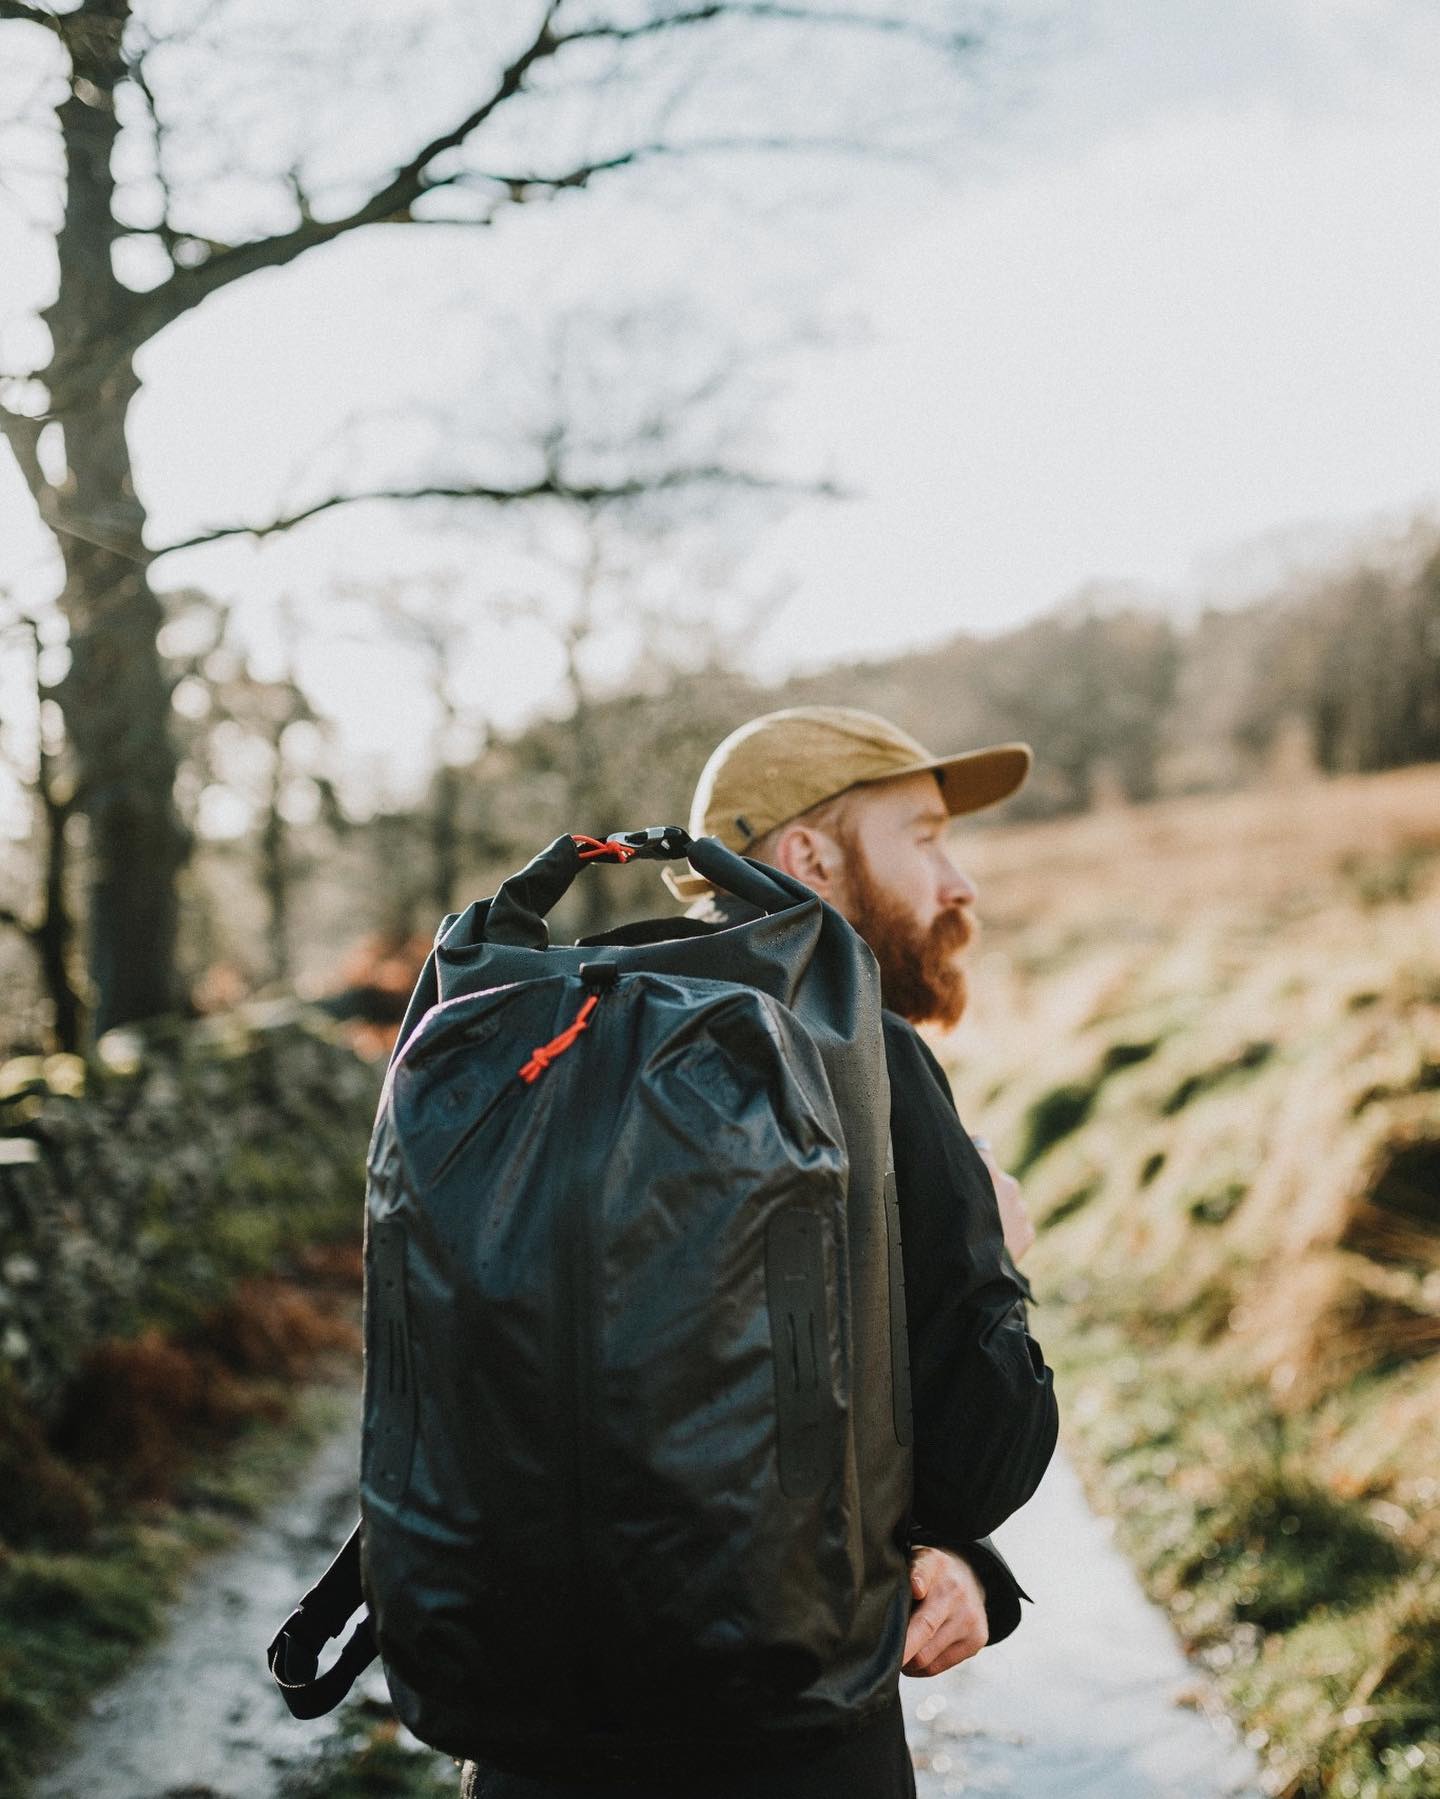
[0,1006,378,1421]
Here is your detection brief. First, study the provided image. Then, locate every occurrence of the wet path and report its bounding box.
[29,1387,422,1799]
[902,1452,1263,1798]
[35,1410,1261,1799]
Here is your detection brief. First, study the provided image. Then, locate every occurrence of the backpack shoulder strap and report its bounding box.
[267,1522,378,1718]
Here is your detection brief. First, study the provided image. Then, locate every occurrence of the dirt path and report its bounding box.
[34,1410,1261,1799]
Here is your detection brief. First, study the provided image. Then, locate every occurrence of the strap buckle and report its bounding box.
[604,825,691,861]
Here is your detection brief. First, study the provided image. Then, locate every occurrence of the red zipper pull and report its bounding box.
[521,993,608,1084]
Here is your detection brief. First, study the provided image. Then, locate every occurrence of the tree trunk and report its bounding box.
[260,743,290,985]
[6,618,88,1053]
[35,805,85,1054]
[34,714,86,1052]
[41,1,188,1033]
[430,761,462,917]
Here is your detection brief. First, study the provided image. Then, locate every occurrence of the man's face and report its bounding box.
[830,771,979,1029]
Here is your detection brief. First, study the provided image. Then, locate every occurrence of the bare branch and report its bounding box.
[481,127,898,194]
[130,0,972,342]
[369,130,908,237]
[133,4,569,340]
[374,212,505,229]
[151,464,838,558]
[0,2,62,28]
[283,164,315,227]
[122,41,182,268]
[0,403,53,509]
[561,2,980,58]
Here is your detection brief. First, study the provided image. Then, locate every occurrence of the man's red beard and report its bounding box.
[836,827,975,1029]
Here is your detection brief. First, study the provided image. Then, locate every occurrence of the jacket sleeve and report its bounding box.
[884,1013,1059,1549]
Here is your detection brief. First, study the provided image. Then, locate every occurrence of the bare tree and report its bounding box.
[341,572,506,920]
[0,0,983,1031]
[1232,539,1440,777]
[0,603,86,1050]
[164,590,345,986]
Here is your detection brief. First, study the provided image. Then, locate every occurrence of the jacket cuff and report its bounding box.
[907,1530,1030,1644]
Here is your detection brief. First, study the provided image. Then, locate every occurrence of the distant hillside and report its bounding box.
[934,763,1440,1798]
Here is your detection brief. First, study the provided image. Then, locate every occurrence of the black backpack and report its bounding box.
[269,826,914,1773]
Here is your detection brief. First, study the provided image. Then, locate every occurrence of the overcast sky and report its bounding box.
[763,0,1440,669]
[2,0,1438,804]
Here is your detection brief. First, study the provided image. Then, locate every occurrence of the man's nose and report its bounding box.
[941,860,978,908]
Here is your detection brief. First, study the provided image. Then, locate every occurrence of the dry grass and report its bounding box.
[930,763,1440,1795]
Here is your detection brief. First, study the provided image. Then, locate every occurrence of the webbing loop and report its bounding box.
[572,834,640,863]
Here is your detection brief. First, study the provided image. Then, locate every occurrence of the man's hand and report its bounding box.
[972,1137,1035,1263]
[901,1545,989,1677]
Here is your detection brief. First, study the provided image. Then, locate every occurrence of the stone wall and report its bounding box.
[0,1003,380,1420]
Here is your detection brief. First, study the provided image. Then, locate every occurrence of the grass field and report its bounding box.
[936,763,1440,1799]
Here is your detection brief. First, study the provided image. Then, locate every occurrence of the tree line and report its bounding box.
[5,527,1438,1055]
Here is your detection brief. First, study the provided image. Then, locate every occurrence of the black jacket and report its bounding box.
[882,1010,1056,1636]
[688,891,1058,1642]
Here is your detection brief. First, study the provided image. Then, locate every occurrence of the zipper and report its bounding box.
[549,964,619,1723]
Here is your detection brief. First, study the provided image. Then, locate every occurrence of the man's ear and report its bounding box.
[769,823,843,901]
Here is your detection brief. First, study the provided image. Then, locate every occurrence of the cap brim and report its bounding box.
[925,741,1033,817]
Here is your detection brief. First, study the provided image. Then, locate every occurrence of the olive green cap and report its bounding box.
[661,705,1032,901]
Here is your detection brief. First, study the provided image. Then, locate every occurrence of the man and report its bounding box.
[670,711,1051,1673]
[460,706,1056,1799]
